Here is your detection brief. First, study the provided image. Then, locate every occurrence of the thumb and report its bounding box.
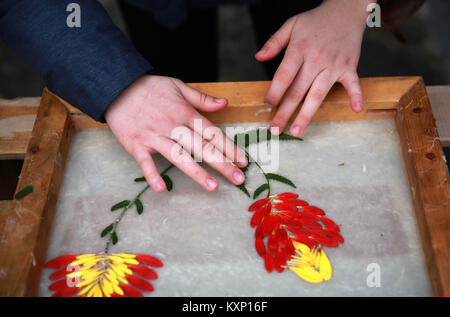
[255,17,295,62]
[176,81,228,112]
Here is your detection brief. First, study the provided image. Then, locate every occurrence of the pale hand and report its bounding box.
[255,0,374,137]
[105,75,248,193]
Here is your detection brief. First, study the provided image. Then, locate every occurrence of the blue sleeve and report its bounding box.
[0,0,152,122]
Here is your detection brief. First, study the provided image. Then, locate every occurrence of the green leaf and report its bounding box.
[111,231,118,245]
[14,185,33,200]
[237,184,250,198]
[135,198,143,215]
[278,133,303,142]
[134,176,146,182]
[101,224,114,237]
[111,200,130,211]
[162,174,173,191]
[253,183,269,199]
[240,161,252,173]
[266,173,296,188]
[234,128,303,148]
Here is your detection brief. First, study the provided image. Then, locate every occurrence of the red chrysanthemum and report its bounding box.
[248,192,343,274]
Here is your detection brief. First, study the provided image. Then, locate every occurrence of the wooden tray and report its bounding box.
[0,76,448,296]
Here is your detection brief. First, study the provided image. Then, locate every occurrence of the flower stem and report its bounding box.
[242,148,271,198]
[103,164,174,254]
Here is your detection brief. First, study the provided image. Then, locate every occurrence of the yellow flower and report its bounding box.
[45,253,163,297]
[287,241,332,283]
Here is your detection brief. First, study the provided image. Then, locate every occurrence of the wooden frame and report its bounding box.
[0,76,448,296]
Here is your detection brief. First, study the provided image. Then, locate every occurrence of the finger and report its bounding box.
[269,64,319,135]
[255,17,295,62]
[171,126,246,185]
[290,70,335,137]
[133,148,166,192]
[156,137,219,192]
[264,48,304,108]
[175,81,228,112]
[187,115,248,168]
[339,71,364,112]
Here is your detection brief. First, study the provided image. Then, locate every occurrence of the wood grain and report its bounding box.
[0,89,73,296]
[395,78,450,296]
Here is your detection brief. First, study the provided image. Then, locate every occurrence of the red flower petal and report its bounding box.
[294,199,309,206]
[126,275,154,292]
[255,237,266,258]
[300,205,325,215]
[112,292,124,297]
[49,267,68,280]
[298,218,322,230]
[267,233,278,253]
[121,284,143,297]
[248,198,269,212]
[298,211,321,221]
[250,206,265,228]
[285,239,296,257]
[264,252,274,273]
[322,228,344,244]
[277,214,303,227]
[135,254,163,268]
[272,215,280,229]
[49,279,70,292]
[276,193,298,199]
[45,254,77,269]
[264,202,272,217]
[277,210,300,218]
[320,217,340,232]
[261,215,274,236]
[314,235,339,247]
[129,264,158,280]
[255,223,264,239]
[291,234,317,248]
[272,202,297,212]
[276,228,288,249]
[274,251,286,272]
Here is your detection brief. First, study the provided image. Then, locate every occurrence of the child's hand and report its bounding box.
[255,0,374,136]
[105,75,248,193]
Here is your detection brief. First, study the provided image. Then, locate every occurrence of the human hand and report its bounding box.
[105,75,248,193]
[255,0,374,136]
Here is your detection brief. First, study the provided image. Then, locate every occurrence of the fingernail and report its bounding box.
[264,102,273,108]
[215,98,226,103]
[237,156,248,168]
[355,101,363,112]
[233,171,245,184]
[270,126,280,136]
[291,125,302,137]
[153,181,164,191]
[206,177,218,190]
[257,47,267,55]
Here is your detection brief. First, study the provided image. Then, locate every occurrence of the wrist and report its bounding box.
[321,0,377,25]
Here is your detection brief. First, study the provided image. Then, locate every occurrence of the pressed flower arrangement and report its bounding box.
[44,128,343,296]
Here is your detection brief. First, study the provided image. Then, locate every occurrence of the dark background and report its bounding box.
[1,0,450,98]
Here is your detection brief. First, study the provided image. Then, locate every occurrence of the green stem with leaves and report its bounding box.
[103,164,174,254]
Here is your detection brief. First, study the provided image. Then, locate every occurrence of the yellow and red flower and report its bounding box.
[248,192,343,282]
[45,253,163,297]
